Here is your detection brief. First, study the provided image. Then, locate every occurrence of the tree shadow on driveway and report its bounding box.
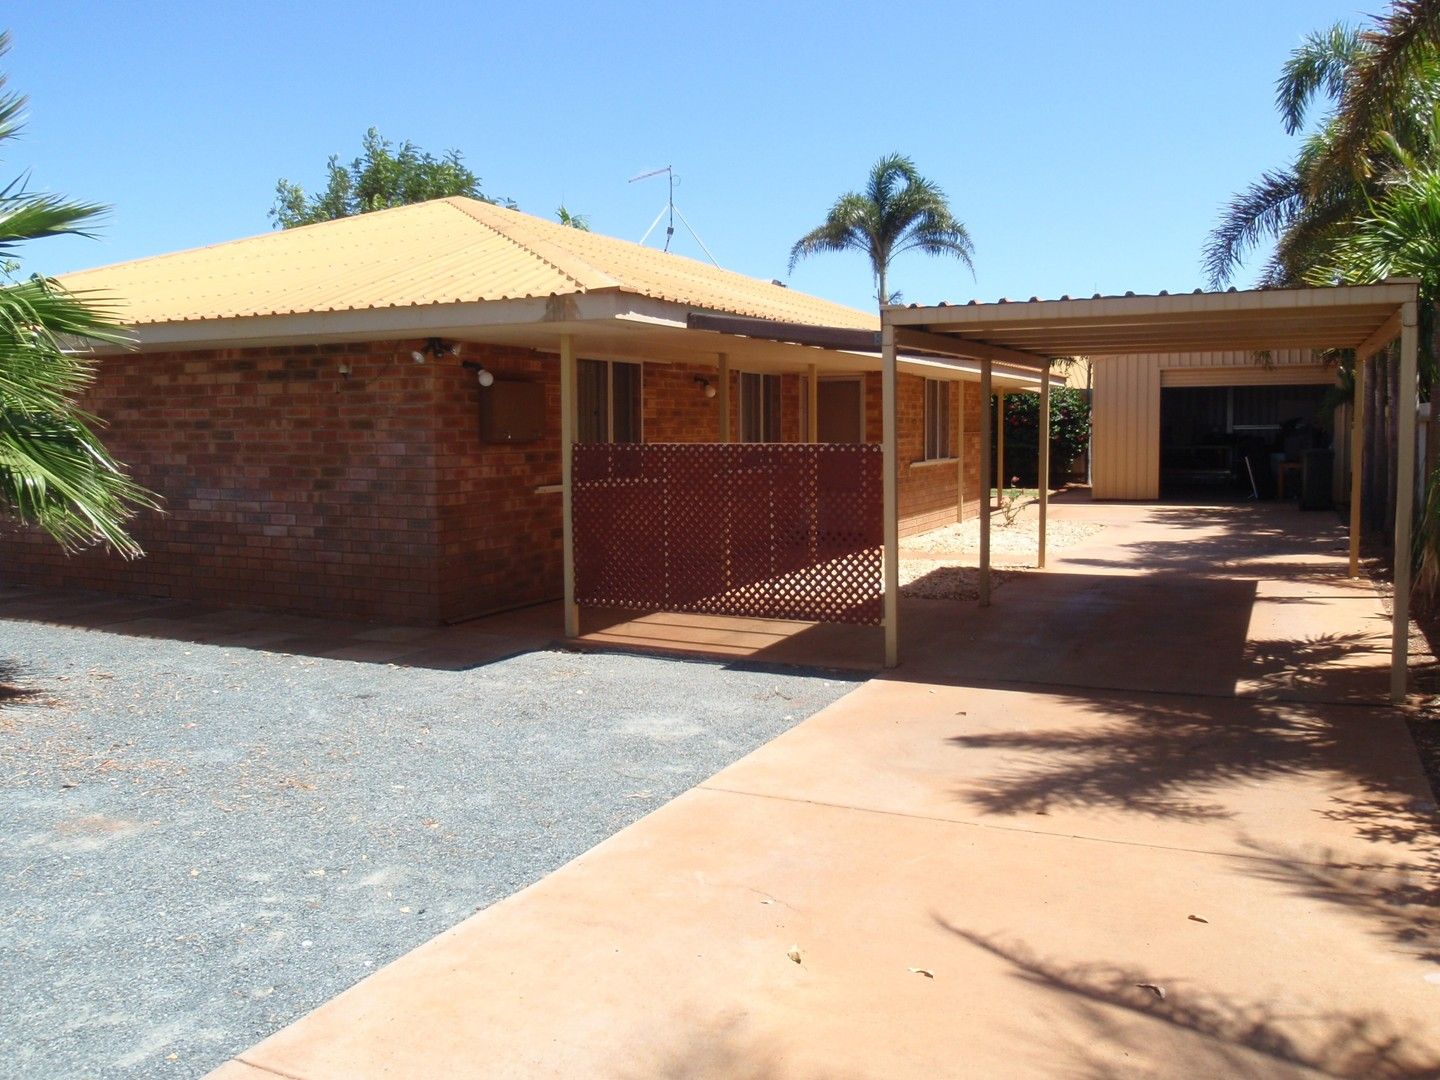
[945,679,1440,963]
[937,919,1440,1079]
[947,655,1389,821]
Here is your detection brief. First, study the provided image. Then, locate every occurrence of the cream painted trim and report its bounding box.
[885,281,1419,329]
[1159,364,1337,388]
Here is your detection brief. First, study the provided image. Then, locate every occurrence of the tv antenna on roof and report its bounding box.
[628,165,720,267]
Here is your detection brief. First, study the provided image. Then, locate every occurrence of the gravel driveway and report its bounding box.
[0,620,859,1078]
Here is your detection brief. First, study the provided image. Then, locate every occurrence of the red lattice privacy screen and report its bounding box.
[573,443,883,624]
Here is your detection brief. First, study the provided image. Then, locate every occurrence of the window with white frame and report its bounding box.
[739,372,781,442]
[924,379,951,460]
[577,359,642,443]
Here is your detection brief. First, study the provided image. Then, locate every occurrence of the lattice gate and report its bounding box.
[573,443,882,624]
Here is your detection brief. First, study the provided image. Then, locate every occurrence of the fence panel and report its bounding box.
[573,442,882,624]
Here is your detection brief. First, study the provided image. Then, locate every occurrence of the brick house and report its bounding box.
[1,199,1044,624]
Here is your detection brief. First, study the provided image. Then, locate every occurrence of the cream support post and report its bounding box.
[882,324,900,667]
[717,353,731,442]
[1392,302,1419,703]
[560,334,579,637]
[995,391,1006,507]
[957,381,966,523]
[807,363,819,443]
[1349,357,1366,578]
[979,359,993,607]
[1038,366,1050,569]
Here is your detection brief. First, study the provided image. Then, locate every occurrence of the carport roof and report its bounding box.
[883,281,1421,362]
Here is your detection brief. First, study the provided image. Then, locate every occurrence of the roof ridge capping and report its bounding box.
[439,197,622,294]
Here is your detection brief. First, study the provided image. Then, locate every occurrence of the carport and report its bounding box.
[880,281,1422,701]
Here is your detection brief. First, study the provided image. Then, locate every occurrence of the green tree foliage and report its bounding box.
[788,154,973,308]
[1207,0,1440,599]
[997,387,1091,486]
[555,205,590,230]
[270,128,511,228]
[0,33,157,555]
[1204,4,1440,290]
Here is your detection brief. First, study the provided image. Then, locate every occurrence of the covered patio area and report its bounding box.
[881,281,1423,701]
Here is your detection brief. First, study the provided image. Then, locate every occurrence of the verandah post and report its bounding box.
[882,324,900,667]
[560,334,579,638]
[1391,300,1419,703]
[1349,356,1366,578]
[1038,366,1050,569]
[718,352,731,442]
[980,360,993,606]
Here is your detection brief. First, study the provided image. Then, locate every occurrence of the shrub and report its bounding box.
[997,387,1091,485]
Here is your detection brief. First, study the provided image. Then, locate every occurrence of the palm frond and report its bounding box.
[1277,23,1369,134]
[1202,169,1306,287]
[0,410,158,557]
[0,31,156,554]
[0,192,107,259]
[1332,0,1440,171]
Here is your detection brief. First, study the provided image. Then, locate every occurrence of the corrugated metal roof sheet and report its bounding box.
[58,198,877,331]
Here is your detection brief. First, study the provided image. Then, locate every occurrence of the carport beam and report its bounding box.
[1392,302,1418,703]
[1038,366,1050,569]
[882,325,900,667]
[560,334,579,638]
[979,359,993,606]
[1349,356,1366,578]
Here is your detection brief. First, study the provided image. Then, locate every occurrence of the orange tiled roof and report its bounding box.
[58,197,877,331]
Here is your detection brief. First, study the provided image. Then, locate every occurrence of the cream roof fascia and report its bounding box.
[882,281,1420,358]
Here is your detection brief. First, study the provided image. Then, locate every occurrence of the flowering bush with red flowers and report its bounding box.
[995,388,1091,484]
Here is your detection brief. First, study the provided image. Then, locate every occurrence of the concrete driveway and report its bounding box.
[214,498,1440,1079]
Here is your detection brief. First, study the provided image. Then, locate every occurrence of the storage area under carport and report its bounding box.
[1159,382,1333,500]
[1090,348,1345,502]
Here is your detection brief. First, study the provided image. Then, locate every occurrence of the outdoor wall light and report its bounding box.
[412,338,462,364]
[462,359,495,387]
[694,375,717,399]
[337,362,351,378]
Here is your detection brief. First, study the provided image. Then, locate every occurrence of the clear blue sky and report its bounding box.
[9,1,1366,312]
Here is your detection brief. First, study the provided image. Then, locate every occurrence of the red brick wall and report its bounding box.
[960,381,984,516]
[853,371,983,537]
[434,348,563,623]
[0,341,989,622]
[643,362,725,441]
[0,341,445,622]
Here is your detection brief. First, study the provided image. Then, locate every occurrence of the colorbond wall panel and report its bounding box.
[1092,353,1160,499]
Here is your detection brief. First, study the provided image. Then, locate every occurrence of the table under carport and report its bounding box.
[879,280,1422,702]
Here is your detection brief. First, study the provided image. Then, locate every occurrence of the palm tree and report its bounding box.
[1204,26,1379,288]
[1204,9,1440,289]
[0,33,156,555]
[1329,0,1440,172]
[788,154,974,308]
